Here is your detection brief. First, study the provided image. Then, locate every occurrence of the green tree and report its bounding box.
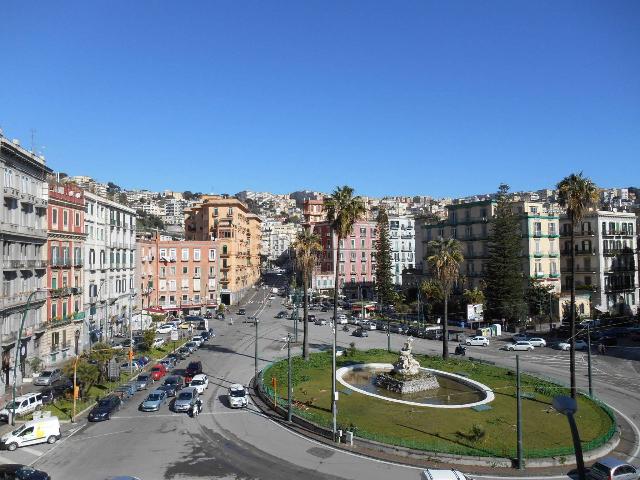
[293,229,322,360]
[62,360,100,398]
[138,328,156,352]
[375,206,395,308]
[463,287,485,306]
[324,185,366,419]
[427,238,463,358]
[557,172,599,398]
[87,342,115,383]
[484,184,525,329]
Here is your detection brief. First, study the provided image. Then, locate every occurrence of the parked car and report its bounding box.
[184,342,197,353]
[163,375,185,389]
[466,336,490,347]
[189,374,209,394]
[228,384,248,408]
[352,329,368,338]
[88,395,121,422]
[150,364,168,381]
[555,339,588,351]
[527,337,547,347]
[152,337,165,348]
[139,389,168,412]
[0,464,51,479]
[200,331,211,342]
[389,324,405,334]
[172,387,199,413]
[159,358,175,370]
[191,336,203,347]
[238,308,246,315]
[40,379,74,404]
[132,373,154,391]
[155,324,175,334]
[114,384,136,401]
[307,314,316,323]
[135,356,150,367]
[177,347,190,359]
[587,457,639,480]
[275,311,286,319]
[157,383,180,398]
[361,321,377,331]
[598,336,618,347]
[120,362,141,372]
[185,361,203,383]
[335,314,348,324]
[33,369,62,387]
[314,318,327,326]
[503,341,534,351]
[0,393,43,422]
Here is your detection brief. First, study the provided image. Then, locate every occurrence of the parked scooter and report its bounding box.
[455,344,466,356]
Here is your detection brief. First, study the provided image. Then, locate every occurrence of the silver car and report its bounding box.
[34,368,62,386]
[172,387,198,413]
[588,458,639,480]
[139,389,167,412]
[132,373,153,391]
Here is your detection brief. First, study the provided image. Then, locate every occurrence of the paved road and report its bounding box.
[12,276,639,480]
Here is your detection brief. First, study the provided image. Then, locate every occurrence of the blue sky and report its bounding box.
[1,1,639,198]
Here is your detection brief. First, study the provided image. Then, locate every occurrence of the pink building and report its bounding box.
[311,220,378,299]
[137,235,218,315]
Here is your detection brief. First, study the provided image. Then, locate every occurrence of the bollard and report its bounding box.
[337,429,342,443]
[346,431,353,446]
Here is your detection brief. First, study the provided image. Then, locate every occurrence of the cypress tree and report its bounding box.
[375,206,395,307]
[484,184,525,329]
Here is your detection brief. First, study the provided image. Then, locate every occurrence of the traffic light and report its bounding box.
[128,348,134,361]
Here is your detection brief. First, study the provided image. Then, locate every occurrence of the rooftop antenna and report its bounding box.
[30,128,36,152]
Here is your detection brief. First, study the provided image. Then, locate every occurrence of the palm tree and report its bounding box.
[292,229,322,361]
[427,238,464,359]
[557,173,598,399]
[323,185,366,434]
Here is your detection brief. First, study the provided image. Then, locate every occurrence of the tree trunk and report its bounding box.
[443,291,449,359]
[570,220,577,399]
[331,234,340,415]
[303,269,310,361]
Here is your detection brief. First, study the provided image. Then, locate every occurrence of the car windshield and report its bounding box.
[591,463,611,475]
[138,374,150,381]
[230,389,246,397]
[11,424,26,436]
[40,371,52,377]
[147,394,161,401]
[98,398,114,407]
[191,380,204,386]
[177,392,193,400]
[152,367,161,371]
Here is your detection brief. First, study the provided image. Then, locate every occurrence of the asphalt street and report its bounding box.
[8,275,638,480]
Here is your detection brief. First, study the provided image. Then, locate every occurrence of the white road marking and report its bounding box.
[20,446,43,456]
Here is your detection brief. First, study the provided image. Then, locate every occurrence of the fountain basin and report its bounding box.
[336,363,495,409]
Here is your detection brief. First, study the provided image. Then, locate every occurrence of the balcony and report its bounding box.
[50,258,71,268]
[562,248,597,256]
[549,273,561,278]
[533,252,544,258]
[603,229,634,237]
[34,197,47,207]
[0,290,47,309]
[560,230,595,237]
[73,257,83,267]
[605,283,637,293]
[533,231,543,238]
[20,193,36,204]
[549,251,560,257]
[193,273,201,279]
[3,186,20,199]
[50,287,72,298]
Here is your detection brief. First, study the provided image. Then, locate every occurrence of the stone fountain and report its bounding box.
[374,338,439,394]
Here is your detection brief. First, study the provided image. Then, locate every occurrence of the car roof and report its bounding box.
[192,374,206,380]
[594,457,629,469]
[149,389,165,395]
[178,386,197,394]
[229,383,245,391]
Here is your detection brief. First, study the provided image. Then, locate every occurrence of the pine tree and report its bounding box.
[375,207,395,307]
[484,184,525,329]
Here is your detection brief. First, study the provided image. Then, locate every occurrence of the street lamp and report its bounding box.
[286,333,293,422]
[553,395,586,480]
[254,317,260,380]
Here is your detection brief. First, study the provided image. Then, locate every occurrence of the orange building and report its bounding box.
[137,234,218,315]
[185,195,261,305]
[44,181,86,365]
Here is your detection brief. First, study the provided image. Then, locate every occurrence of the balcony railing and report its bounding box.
[560,230,595,237]
[562,248,597,256]
[50,259,71,267]
[3,186,20,199]
[0,290,47,309]
[603,229,634,237]
[605,283,637,293]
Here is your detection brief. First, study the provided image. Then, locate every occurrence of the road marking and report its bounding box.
[0,454,18,465]
[111,411,242,420]
[70,429,132,441]
[29,421,87,467]
[20,446,43,456]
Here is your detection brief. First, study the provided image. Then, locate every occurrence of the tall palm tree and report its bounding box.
[323,186,366,435]
[427,238,464,359]
[292,229,322,361]
[557,173,599,399]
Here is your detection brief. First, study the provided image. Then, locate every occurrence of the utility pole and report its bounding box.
[287,333,292,422]
[587,324,593,397]
[254,318,260,380]
[516,354,523,470]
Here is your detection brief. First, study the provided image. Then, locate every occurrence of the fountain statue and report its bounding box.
[374,338,439,394]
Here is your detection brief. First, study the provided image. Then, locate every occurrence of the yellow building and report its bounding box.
[185,195,261,305]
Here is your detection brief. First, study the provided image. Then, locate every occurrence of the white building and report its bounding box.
[1,136,51,387]
[388,216,415,285]
[83,192,137,342]
[140,202,163,217]
[560,210,639,316]
[262,221,300,262]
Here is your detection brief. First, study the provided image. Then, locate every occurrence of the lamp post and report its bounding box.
[516,354,523,470]
[586,324,593,397]
[553,396,586,480]
[11,289,41,426]
[254,317,260,380]
[287,333,293,422]
[72,328,81,423]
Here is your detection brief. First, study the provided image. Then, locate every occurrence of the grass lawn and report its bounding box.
[263,349,615,459]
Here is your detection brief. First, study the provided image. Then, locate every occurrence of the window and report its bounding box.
[360,239,365,249]
[182,266,188,274]
[350,239,355,249]
[534,239,541,254]
[159,248,167,259]
[360,227,366,236]
[193,249,201,261]
[208,249,216,261]
[52,209,58,225]
[181,248,189,261]
[534,222,542,236]
[63,210,68,226]
[75,212,80,227]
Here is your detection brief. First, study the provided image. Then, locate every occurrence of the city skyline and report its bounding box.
[2,1,639,197]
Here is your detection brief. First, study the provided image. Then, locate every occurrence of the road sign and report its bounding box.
[170,330,179,341]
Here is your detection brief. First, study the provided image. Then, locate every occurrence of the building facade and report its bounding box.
[1,136,51,388]
[43,181,87,365]
[185,196,261,304]
[388,215,415,285]
[83,192,137,343]
[560,210,638,316]
[261,221,300,263]
[417,200,561,294]
[137,236,218,315]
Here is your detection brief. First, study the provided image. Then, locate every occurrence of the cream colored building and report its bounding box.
[185,196,261,305]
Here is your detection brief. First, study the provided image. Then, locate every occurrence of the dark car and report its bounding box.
[238,308,246,315]
[157,383,179,397]
[200,331,210,341]
[163,375,185,389]
[308,314,316,322]
[88,395,121,422]
[185,361,203,382]
[275,311,286,319]
[353,329,368,338]
[0,464,51,480]
[321,307,328,312]
[167,353,180,364]
[177,347,190,360]
[599,335,618,347]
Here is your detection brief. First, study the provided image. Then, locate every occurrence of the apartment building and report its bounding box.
[560,210,638,315]
[1,136,51,387]
[388,216,415,285]
[311,220,378,299]
[137,235,218,315]
[303,199,325,226]
[43,181,87,365]
[417,200,561,294]
[83,192,137,341]
[262,221,300,262]
[184,195,261,305]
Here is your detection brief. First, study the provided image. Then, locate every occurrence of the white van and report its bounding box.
[1,416,61,451]
[0,392,43,422]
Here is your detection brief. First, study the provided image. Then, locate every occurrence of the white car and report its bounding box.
[189,374,209,394]
[466,336,489,347]
[228,384,248,408]
[361,321,377,331]
[528,337,546,347]
[504,341,534,351]
[0,392,43,422]
[156,324,176,334]
[191,336,203,347]
[556,339,588,351]
[333,314,348,325]
[152,337,165,348]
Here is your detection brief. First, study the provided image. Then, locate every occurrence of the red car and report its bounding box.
[150,364,168,381]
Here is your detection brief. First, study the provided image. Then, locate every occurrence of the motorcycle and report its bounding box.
[342,325,350,332]
[455,344,466,356]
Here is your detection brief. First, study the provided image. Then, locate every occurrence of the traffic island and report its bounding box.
[255,349,619,468]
